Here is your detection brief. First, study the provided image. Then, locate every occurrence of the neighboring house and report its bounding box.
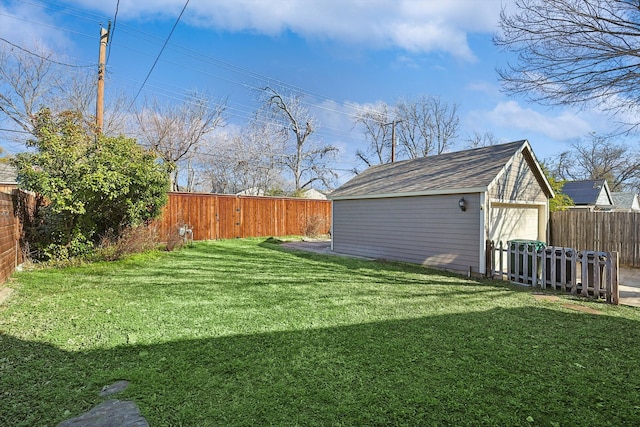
[329,140,554,275]
[560,179,613,210]
[611,192,640,212]
[0,162,17,194]
[301,188,327,200]
[236,187,265,196]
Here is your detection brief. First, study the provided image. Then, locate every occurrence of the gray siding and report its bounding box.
[332,194,481,273]
[489,150,546,203]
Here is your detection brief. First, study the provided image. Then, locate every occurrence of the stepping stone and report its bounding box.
[99,380,130,397]
[57,399,148,427]
[562,303,603,315]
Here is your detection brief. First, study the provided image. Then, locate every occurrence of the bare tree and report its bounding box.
[259,87,338,191]
[547,132,640,191]
[465,131,499,149]
[0,41,129,139]
[352,101,393,171]
[395,95,460,158]
[135,91,226,191]
[495,0,640,124]
[0,42,60,135]
[51,72,131,136]
[194,120,287,194]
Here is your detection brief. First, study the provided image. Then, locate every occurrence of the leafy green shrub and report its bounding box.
[13,109,170,262]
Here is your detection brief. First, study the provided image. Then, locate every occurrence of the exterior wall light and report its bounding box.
[458,197,467,212]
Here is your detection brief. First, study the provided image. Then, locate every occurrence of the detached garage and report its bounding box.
[329,140,554,275]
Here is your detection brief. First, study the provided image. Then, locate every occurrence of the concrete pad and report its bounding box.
[280,240,373,260]
[619,268,640,307]
[281,241,332,254]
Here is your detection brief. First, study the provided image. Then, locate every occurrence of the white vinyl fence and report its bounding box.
[486,240,619,304]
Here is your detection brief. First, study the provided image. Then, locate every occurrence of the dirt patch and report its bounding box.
[0,287,13,305]
[561,303,603,315]
[533,294,560,302]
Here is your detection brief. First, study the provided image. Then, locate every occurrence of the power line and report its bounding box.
[6,2,383,122]
[130,0,190,107]
[97,18,382,120]
[106,0,120,65]
[6,0,371,167]
[0,37,94,68]
[0,128,31,134]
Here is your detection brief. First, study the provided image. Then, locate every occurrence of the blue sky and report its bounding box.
[0,0,623,184]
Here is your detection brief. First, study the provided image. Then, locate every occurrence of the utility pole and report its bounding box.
[384,120,402,162]
[96,24,109,134]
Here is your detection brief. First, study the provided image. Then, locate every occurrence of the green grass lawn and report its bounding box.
[1,238,640,426]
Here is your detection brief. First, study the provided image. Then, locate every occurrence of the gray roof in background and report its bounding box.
[0,163,17,183]
[330,140,547,199]
[560,179,610,205]
[612,192,639,209]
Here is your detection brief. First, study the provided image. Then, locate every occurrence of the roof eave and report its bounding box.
[329,186,488,201]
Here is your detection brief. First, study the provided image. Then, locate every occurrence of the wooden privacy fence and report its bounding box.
[550,210,640,267]
[0,191,22,285]
[486,240,619,304]
[156,192,332,241]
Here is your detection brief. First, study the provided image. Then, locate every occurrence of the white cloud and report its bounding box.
[0,2,71,51]
[466,81,501,97]
[476,101,591,141]
[68,0,506,60]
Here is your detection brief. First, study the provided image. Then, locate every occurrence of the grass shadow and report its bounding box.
[2,306,640,426]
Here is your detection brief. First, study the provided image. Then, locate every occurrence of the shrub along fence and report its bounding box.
[156,192,332,242]
[0,191,331,283]
[550,210,640,267]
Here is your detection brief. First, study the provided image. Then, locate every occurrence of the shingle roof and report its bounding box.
[612,192,639,210]
[560,179,610,205]
[0,163,17,184]
[330,140,550,199]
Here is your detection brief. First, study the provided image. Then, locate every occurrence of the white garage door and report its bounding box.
[489,204,539,244]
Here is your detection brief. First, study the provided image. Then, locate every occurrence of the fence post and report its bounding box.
[485,240,493,278]
[531,244,538,286]
[540,247,547,289]
[524,244,530,284]
[499,241,504,279]
[583,252,591,297]
[570,250,578,294]
[507,241,513,282]
[551,247,558,290]
[560,248,567,292]
[594,252,602,298]
[610,251,619,305]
